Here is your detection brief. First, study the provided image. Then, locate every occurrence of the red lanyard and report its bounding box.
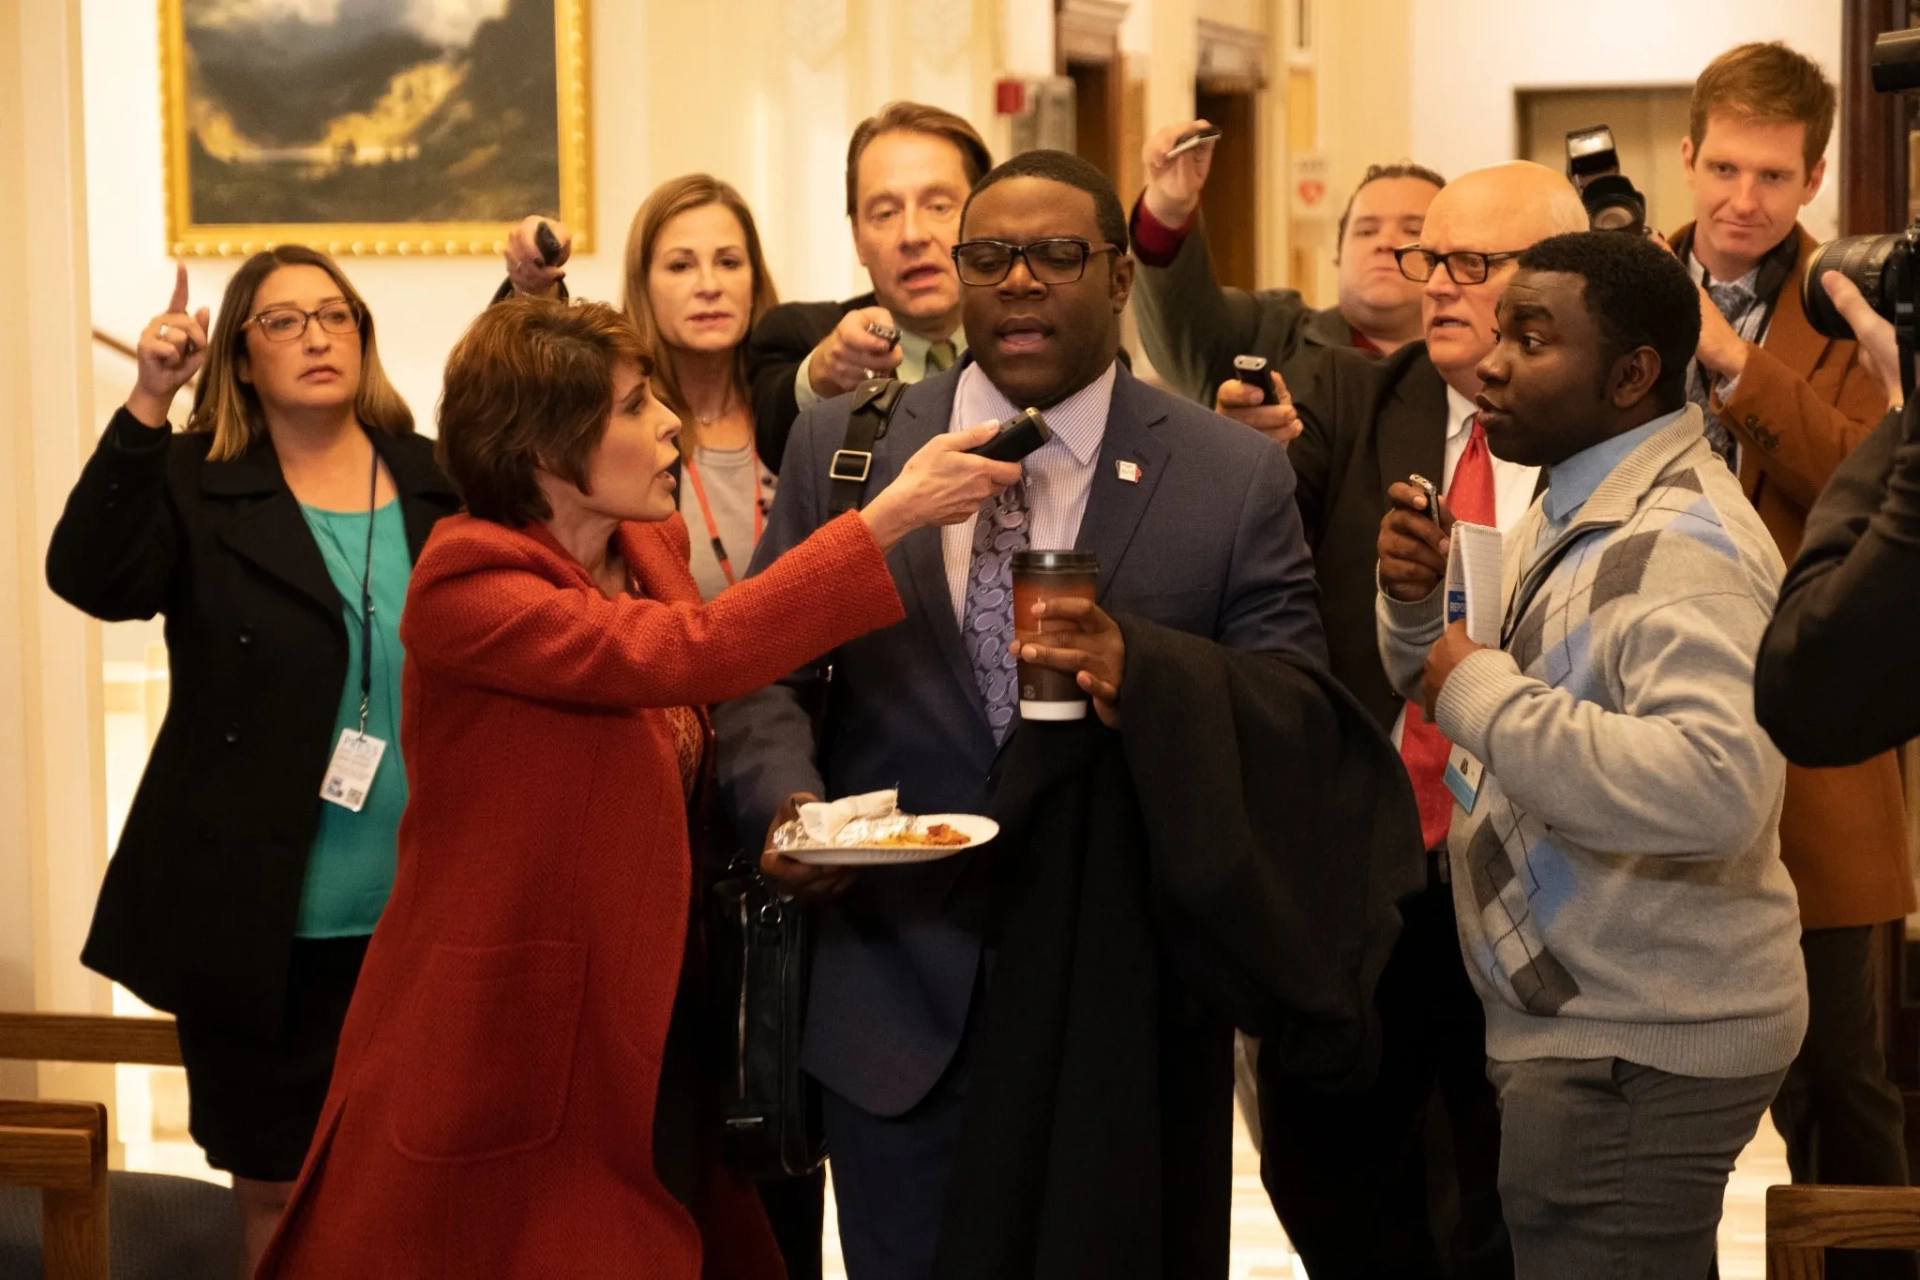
[682,451,766,587]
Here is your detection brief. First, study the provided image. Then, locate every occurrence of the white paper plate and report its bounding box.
[784,814,999,866]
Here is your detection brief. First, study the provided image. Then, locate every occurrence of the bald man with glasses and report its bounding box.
[1255,162,1591,1280]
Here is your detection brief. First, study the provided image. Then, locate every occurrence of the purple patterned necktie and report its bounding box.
[961,480,1031,743]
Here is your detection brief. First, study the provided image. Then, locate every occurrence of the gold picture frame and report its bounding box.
[159,0,592,258]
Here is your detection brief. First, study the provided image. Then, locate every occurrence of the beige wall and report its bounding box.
[1313,0,1414,301]
[0,0,115,1114]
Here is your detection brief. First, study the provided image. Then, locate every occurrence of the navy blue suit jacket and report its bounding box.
[715,358,1326,1116]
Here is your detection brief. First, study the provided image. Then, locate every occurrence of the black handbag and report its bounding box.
[710,861,825,1177]
[708,376,905,1179]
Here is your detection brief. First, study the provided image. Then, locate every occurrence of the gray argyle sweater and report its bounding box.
[1378,409,1807,1078]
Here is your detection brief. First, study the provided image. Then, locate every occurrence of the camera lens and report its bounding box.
[1579,175,1647,236]
[1801,234,1905,341]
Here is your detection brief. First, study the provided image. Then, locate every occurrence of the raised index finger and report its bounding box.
[168,261,189,315]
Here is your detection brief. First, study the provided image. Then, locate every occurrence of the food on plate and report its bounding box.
[875,822,969,848]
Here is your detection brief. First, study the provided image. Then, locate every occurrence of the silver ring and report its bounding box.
[157,323,169,340]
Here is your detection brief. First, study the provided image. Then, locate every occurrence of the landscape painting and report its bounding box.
[162,0,591,256]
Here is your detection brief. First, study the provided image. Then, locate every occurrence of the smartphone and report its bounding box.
[1165,125,1222,161]
[967,408,1053,463]
[534,220,565,267]
[1232,354,1280,405]
[866,320,901,347]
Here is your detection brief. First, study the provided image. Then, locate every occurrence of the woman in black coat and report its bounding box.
[46,248,458,1269]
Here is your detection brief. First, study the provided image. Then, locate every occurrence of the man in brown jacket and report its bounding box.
[1675,42,1914,1280]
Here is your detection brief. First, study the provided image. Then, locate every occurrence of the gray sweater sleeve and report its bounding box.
[1375,582,1445,704]
[1433,557,1784,859]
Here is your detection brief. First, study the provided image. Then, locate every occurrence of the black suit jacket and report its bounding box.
[1289,342,1453,731]
[745,292,877,473]
[46,412,461,1036]
[1757,401,1920,767]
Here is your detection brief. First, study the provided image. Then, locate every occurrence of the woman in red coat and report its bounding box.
[257,298,1017,1278]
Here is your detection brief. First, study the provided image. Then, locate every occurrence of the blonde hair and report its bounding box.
[620,174,778,454]
[1691,42,1836,172]
[187,245,412,460]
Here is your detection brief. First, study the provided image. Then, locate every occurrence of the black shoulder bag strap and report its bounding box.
[828,377,907,516]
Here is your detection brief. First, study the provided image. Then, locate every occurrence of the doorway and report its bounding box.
[1195,83,1259,290]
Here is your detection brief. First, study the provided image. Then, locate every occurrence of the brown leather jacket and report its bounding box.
[1685,221,1913,928]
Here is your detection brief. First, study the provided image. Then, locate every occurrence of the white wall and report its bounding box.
[1408,0,1843,241]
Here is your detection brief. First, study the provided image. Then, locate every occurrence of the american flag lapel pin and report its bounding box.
[1116,459,1141,484]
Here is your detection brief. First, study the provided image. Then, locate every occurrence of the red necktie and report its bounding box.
[1400,416,1495,851]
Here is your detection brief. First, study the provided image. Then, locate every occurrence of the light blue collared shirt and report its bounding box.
[1536,407,1688,551]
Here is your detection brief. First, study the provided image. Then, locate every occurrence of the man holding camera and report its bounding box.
[1129,120,1443,444]
[1670,44,1914,1272]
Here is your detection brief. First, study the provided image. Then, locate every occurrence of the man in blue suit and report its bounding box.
[716,149,1327,1279]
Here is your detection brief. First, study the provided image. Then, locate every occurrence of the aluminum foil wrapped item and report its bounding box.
[769,789,916,850]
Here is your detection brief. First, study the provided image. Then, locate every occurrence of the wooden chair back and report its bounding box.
[0,1012,182,1066]
[0,1012,185,1280]
[1768,1183,1920,1279]
[0,1100,108,1280]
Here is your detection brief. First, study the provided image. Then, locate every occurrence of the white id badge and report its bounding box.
[320,729,386,813]
[1443,742,1484,814]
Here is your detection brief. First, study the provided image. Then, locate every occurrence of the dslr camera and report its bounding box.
[1801,27,1920,396]
[1565,125,1650,235]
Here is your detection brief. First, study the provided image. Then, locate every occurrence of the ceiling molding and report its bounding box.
[1058,0,1129,65]
[1196,17,1266,89]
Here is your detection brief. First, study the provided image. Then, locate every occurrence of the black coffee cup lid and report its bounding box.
[1012,549,1098,572]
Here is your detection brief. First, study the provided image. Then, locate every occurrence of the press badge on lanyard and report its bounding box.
[320,447,387,813]
[321,730,386,813]
[1444,741,1484,814]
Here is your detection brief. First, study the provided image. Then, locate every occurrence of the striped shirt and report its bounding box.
[940,360,1118,623]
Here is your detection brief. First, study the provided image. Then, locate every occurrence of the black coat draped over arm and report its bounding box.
[932,616,1422,1280]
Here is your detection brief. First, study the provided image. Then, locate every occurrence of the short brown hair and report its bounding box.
[189,245,412,461]
[844,101,992,218]
[438,298,651,527]
[1690,42,1836,172]
[621,173,779,454]
[1336,162,1446,246]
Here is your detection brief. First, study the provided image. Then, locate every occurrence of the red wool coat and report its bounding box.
[257,509,902,1279]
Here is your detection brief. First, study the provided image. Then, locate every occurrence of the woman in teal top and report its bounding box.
[45,246,460,1272]
[297,497,412,935]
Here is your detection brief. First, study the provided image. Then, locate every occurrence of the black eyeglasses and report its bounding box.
[952,238,1122,286]
[245,301,362,343]
[1393,246,1524,285]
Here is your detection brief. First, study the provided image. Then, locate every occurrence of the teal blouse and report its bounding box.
[294,498,412,937]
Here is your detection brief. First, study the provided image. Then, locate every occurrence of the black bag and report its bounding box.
[708,377,904,1179]
[710,863,825,1177]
